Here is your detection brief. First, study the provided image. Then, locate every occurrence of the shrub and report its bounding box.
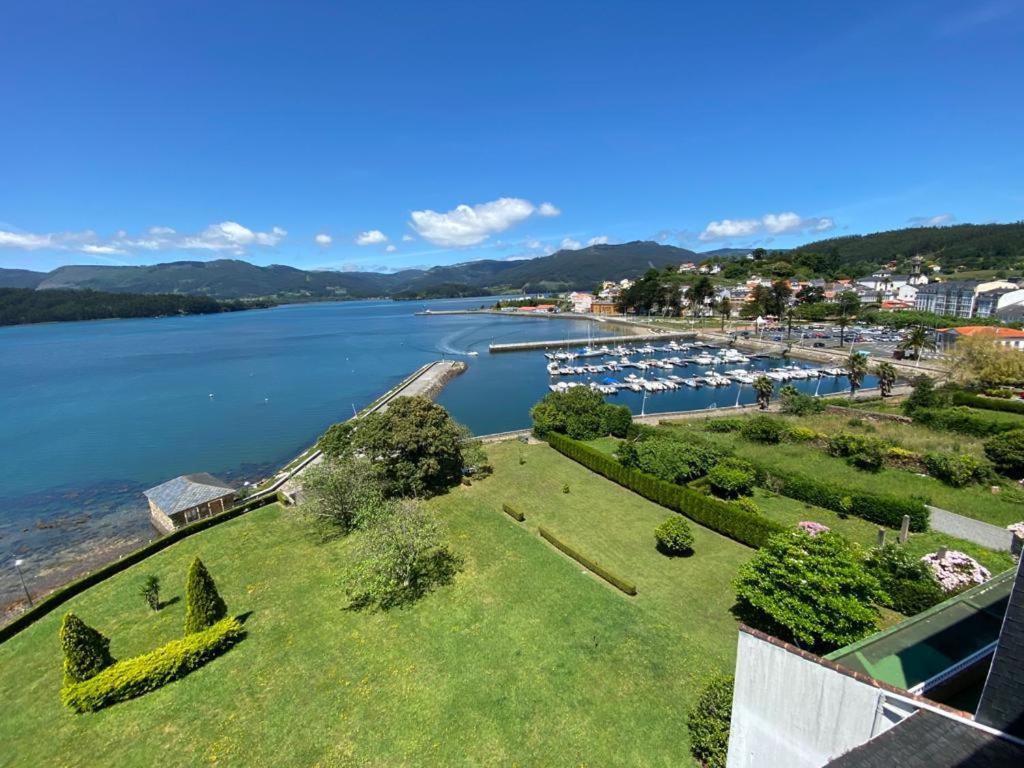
[140,575,161,612]
[530,387,629,440]
[797,521,830,537]
[687,674,734,768]
[60,613,114,686]
[617,434,725,484]
[299,458,389,536]
[547,433,786,548]
[922,452,989,487]
[740,415,787,444]
[601,404,633,438]
[921,550,991,592]
[827,432,890,472]
[733,497,761,516]
[747,460,929,531]
[562,484,570,494]
[501,503,525,522]
[184,558,227,635]
[708,458,756,499]
[953,390,1024,414]
[703,417,745,433]
[983,429,1024,477]
[864,544,945,615]
[779,384,825,416]
[61,617,244,713]
[787,426,819,442]
[655,516,694,555]
[902,376,946,414]
[734,531,884,650]
[539,526,636,595]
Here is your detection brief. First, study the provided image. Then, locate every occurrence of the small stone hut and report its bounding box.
[144,473,237,533]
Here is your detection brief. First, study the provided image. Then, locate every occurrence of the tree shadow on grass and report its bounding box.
[655,541,695,558]
[157,595,180,611]
[345,548,464,612]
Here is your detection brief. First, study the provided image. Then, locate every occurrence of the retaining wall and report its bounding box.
[927,505,1017,552]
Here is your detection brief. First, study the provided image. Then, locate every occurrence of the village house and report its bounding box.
[936,325,1024,351]
[567,291,594,313]
[590,301,619,316]
[144,472,237,533]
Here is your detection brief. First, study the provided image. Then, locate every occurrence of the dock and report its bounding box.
[489,331,695,353]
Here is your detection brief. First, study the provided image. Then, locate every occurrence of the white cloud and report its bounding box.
[699,212,835,242]
[409,197,555,247]
[537,202,561,217]
[80,244,128,255]
[0,221,288,256]
[559,235,609,251]
[355,230,388,246]
[385,244,397,253]
[908,213,955,227]
[402,234,415,242]
[314,233,333,246]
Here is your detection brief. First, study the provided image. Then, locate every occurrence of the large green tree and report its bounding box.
[531,386,630,440]
[734,531,884,650]
[184,557,228,634]
[320,396,465,498]
[300,458,389,536]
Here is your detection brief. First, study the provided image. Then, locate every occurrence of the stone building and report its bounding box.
[144,472,237,533]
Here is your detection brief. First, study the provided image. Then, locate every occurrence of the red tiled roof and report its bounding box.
[942,326,1024,338]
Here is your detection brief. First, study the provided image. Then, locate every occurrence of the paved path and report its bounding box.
[927,505,1017,552]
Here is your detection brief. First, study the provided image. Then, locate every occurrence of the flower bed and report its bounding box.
[798,521,830,537]
[920,550,991,592]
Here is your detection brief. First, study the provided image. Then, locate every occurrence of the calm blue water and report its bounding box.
[0,298,872,604]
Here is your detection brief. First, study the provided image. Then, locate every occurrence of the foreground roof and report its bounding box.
[943,326,1024,338]
[144,473,236,515]
[826,709,1024,767]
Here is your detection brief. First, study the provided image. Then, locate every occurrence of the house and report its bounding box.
[590,301,619,316]
[679,262,697,273]
[518,303,557,313]
[144,473,237,533]
[567,291,594,313]
[726,559,1024,767]
[936,325,1024,351]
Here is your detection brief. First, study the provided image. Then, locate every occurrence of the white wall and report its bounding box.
[727,632,912,768]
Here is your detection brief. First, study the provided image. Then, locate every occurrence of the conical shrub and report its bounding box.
[184,557,227,634]
[59,613,114,686]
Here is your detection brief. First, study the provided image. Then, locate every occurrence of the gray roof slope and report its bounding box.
[144,473,235,515]
[825,710,1024,768]
[976,559,1024,738]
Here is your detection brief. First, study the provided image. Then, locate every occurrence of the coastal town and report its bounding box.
[4,3,1024,767]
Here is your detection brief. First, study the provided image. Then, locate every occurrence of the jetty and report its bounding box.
[489,331,694,353]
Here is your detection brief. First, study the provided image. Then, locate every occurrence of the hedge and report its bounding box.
[538,526,637,595]
[952,391,1024,416]
[61,617,245,713]
[502,503,525,522]
[911,407,1019,437]
[747,461,929,531]
[547,433,785,548]
[0,492,284,644]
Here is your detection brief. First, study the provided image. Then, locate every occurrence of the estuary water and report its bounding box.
[0,298,869,606]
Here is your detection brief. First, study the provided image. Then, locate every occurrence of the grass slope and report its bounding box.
[0,441,750,767]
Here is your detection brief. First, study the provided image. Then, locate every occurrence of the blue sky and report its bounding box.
[1,0,1022,273]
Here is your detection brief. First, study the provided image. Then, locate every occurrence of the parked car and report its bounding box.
[812,342,826,348]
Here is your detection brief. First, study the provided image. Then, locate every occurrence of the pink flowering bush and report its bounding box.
[798,521,831,537]
[920,550,991,592]
[1007,521,1024,540]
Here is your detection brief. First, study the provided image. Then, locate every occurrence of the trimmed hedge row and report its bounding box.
[538,526,637,595]
[547,433,785,548]
[502,503,525,522]
[952,391,1024,416]
[747,461,929,531]
[0,493,284,644]
[911,407,1019,437]
[61,617,245,713]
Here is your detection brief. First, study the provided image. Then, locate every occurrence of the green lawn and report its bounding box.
[658,417,1024,527]
[0,441,751,767]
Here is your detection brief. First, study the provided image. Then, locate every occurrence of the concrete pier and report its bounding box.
[489,331,695,353]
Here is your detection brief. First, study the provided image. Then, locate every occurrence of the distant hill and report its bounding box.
[787,223,1024,274]
[0,242,694,300]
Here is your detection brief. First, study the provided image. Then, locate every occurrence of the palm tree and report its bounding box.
[899,325,935,368]
[716,296,732,331]
[875,361,897,397]
[753,375,774,410]
[846,351,869,399]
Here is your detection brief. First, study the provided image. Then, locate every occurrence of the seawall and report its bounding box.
[490,330,695,353]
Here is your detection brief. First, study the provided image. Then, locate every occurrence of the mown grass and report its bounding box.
[659,417,1024,527]
[0,440,751,767]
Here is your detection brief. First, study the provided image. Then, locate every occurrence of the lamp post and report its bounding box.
[13,559,32,607]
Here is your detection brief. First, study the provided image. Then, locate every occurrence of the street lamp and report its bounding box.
[13,558,32,607]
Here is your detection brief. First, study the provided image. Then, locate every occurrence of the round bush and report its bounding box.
[984,429,1024,477]
[655,516,694,555]
[708,459,756,499]
[740,415,787,444]
[687,673,734,768]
